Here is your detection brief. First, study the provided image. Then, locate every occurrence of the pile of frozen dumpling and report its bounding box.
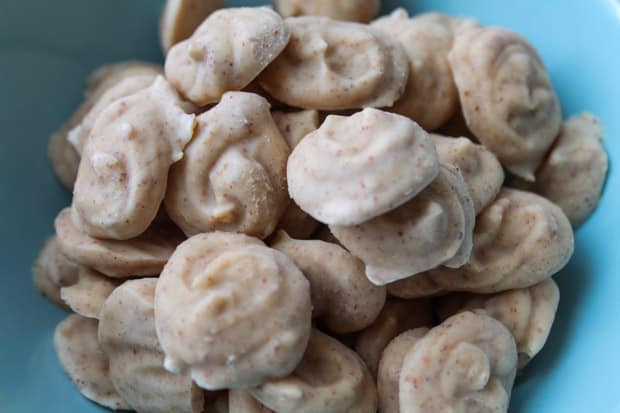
[37,0,608,412]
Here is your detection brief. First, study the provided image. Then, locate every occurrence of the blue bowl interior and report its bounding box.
[0,1,619,412]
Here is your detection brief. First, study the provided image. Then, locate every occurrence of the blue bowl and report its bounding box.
[1,0,618,411]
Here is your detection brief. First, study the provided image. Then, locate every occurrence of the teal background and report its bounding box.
[0,0,618,411]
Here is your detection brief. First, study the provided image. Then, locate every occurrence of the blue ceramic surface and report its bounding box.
[0,1,618,411]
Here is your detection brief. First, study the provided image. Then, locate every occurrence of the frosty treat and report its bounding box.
[389,189,574,296]
[72,77,195,240]
[99,278,205,413]
[372,10,459,130]
[159,0,223,53]
[271,230,386,333]
[330,167,474,284]
[521,113,609,227]
[249,329,377,413]
[259,17,409,110]
[431,134,504,213]
[436,278,560,368]
[32,236,80,308]
[449,26,562,180]
[165,92,289,239]
[54,314,129,410]
[377,328,429,413]
[165,7,290,105]
[288,108,438,226]
[399,312,518,413]
[60,267,120,319]
[55,207,185,278]
[154,232,312,389]
[68,73,161,155]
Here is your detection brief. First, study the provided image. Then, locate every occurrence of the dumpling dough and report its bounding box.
[72,77,196,240]
[436,278,560,369]
[54,314,129,410]
[372,9,459,131]
[273,0,380,23]
[165,7,290,105]
[99,278,205,413]
[154,232,312,390]
[271,230,386,333]
[259,17,409,110]
[399,312,518,413]
[330,166,474,285]
[288,108,439,226]
[249,329,377,413]
[449,26,562,180]
[165,92,290,239]
[159,0,223,53]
